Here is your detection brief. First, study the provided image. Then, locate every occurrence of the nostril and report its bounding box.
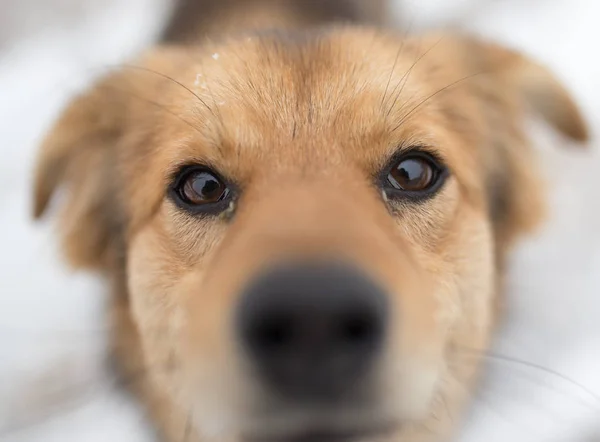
[251,314,295,351]
[340,314,376,345]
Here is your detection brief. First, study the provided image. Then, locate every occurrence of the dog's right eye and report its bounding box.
[170,167,232,213]
[380,149,448,202]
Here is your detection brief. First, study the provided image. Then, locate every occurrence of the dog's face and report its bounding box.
[33,28,587,441]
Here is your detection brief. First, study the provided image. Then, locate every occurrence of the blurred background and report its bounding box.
[0,0,599,441]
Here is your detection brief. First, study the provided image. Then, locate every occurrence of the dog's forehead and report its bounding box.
[155,30,453,167]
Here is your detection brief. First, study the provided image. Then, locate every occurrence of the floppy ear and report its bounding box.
[33,47,199,271]
[458,36,589,256]
[33,74,129,271]
[467,37,589,142]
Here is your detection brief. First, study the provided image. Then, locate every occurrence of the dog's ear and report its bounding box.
[466,37,589,142]
[33,47,205,271]
[33,73,130,271]
[455,36,589,255]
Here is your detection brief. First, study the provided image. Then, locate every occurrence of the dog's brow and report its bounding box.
[119,64,218,117]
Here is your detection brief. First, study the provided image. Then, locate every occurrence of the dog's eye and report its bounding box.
[384,151,446,198]
[388,157,434,191]
[181,170,228,204]
[172,168,230,209]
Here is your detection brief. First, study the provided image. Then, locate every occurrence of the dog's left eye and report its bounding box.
[182,171,228,204]
[170,167,231,212]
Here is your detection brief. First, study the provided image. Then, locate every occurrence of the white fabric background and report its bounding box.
[1,0,598,441]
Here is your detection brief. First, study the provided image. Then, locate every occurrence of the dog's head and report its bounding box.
[33,28,587,441]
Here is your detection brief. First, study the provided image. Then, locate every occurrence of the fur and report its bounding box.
[33,1,588,441]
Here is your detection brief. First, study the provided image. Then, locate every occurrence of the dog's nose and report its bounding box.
[236,262,388,401]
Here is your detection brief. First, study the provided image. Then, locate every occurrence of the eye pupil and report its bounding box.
[194,175,220,197]
[388,157,435,192]
[181,170,228,205]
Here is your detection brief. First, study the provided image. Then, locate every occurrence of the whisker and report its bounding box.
[442,365,549,438]
[379,16,416,110]
[453,347,600,407]
[32,62,222,144]
[390,71,484,133]
[384,35,445,119]
[380,37,408,110]
[98,83,206,137]
[196,62,227,141]
[116,64,217,118]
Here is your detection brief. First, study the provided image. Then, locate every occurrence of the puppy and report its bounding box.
[32,0,588,441]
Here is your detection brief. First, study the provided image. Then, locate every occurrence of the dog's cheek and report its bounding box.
[127,212,255,431]
[126,224,189,399]
[371,190,456,420]
[125,207,229,404]
[126,220,249,442]
[438,210,496,424]
[381,204,495,430]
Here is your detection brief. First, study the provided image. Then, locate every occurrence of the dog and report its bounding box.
[32,0,588,441]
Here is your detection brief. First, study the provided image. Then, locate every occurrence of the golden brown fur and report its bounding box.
[33,1,588,441]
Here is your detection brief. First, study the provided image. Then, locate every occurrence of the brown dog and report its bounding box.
[32,0,588,441]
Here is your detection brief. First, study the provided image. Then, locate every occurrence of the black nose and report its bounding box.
[236,262,388,401]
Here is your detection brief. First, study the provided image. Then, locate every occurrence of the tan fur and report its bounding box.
[33,1,588,441]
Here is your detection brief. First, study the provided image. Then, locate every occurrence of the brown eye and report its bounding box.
[176,169,230,206]
[388,156,435,192]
